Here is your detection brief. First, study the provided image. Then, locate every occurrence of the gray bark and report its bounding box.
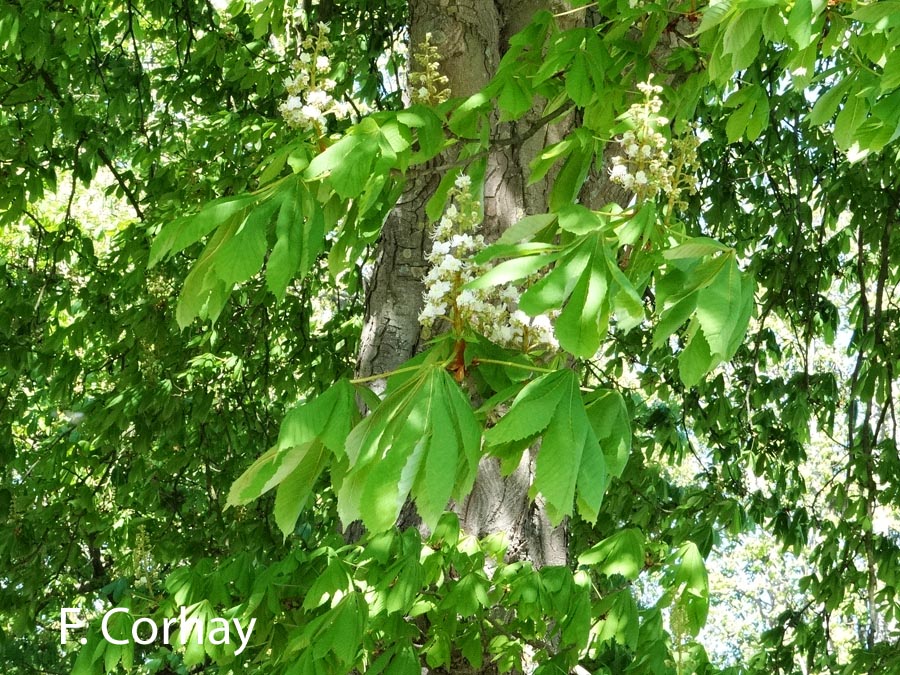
[357,0,601,553]
[358,0,582,571]
[354,3,592,670]
[353,4,697,671]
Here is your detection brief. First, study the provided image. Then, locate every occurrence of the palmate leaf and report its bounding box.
[578,528,645,580]
[483,227,643,359]
[175,213,240,328]
[306,118,382,199]
[273,441,329,540]
[153,175,330,326]
[595,590,640,650]
[276,379,358,454]
[338,366,481,533]
[485,370,610,524]
[678,321,714,388]
[655,244,755,386]
[227,379,356,513]
[695,253,749,358]
[149,192,260,266]
[584,389,632,479]
[483,370,569,445]
[673,542,710,636]
[266,179,326,300]
[554,238,609,359]
[518,244,591,315]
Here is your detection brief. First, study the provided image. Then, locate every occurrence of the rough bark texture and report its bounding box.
[354,3,591,670]
[356,172,435,382]
[353,3,697,671]
[358,0,584,573]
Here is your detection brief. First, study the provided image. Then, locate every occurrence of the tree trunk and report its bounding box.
[358,0,586,563]
[352,3,696,671]
[355,2,590,669]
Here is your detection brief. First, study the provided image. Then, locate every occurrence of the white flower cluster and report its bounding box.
[609,77,699,209]
[409,32,451,106]
[419,175,558,353]
[278,23,353,134]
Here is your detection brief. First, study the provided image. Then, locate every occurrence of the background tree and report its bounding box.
[2,0,900,674]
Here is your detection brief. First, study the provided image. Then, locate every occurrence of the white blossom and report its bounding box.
[607,75,699,208]
[418,174,558,353]
[277,24,353,135]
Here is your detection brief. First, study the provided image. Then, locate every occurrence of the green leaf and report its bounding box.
[693,0,735,34]
[398,106,446,161]
[339,367,481,532]
[414,381,459,528]
[306,118,381,199]
[834,84,867,150]
[313,593,367,664]
[149,193,258,266]
[663,237,730,260]
[465,252,559,290]
[678,321,714,387]
[529,137,573,185]
[674,542,710,635]
[786,0,814,48]
[426,167,462,221]
[266,180,325,300]
[520,370,607,524]
[584,389,632,479]
[499,75,533,120]
[557,203,604,235]
[575,421,608,522]
[533,378,590,521]
[880,50,900,92]
[578,528,645,580]
[695,254,748,359]
[566,51,593,107]
[175,213,241,327]
[807,77,853,126]
[555,238,608,358]
[497,213,557,244]
[746,90,770,140]
[850,1,900,22]
[484,370,568,445]
[595,590,639,650]
[228,380,355,507]
[276,380,356,452]
[227,442,312,506]
[653,292,698,349]
[214,196,278,286]
[474,242,559,265]
[518,244,591,316]
[387,647,421,675]
[725,98,755,143]
[723,8,764,59]
[549,132,593,210]
[448,91,491,138]
[273,442,329,539]
[605,248,645,332]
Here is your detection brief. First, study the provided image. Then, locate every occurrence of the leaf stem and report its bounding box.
[473,358,557,374]
[350,364,425,385]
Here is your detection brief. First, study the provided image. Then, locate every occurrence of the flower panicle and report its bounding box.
[279,22,367,135]
[409,33,451,106]
[419,174,558,354]
[608,75,699,209]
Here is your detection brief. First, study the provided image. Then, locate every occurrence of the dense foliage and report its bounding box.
[3,0,900,674]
